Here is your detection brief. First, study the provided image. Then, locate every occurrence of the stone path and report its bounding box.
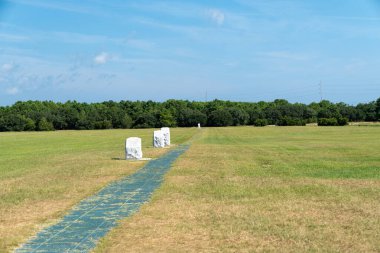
[16,145,189,253]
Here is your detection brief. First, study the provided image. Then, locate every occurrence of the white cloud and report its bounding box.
[208,9,225,25]
[0,33,29,42]
[6,87,20,95]
[2,63,14,72]
[257,51,312,61]
[94,52,110,65]
[126,39,155,50]
[53,32,124,45]
[7,0,93,14]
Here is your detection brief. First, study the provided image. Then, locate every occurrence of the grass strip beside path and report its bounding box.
[95,127,380,253]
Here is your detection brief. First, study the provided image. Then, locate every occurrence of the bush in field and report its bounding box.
[318,118,338,126]
[317,117,348,126]
[253,119,268,127]
[278,117,306,126]
[337,117,349,126]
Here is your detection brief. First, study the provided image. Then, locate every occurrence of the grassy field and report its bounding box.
[0,128,197,252]
[1,127,379,252]
[94,126,380,252]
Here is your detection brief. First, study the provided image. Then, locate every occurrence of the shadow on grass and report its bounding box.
[111,157,124,160]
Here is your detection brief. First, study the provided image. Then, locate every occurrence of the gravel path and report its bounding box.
[15,145,189,253]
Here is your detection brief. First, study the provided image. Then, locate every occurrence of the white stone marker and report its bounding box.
[161,127,171,146]
[153,130,165,148]
[125,137,143,160]
[198,123,201,129]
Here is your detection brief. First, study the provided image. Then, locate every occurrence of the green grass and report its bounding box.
[0,128,197,252]
[94,126,380,253]
[1,126,379,252]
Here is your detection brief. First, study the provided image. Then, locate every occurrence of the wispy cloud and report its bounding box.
[52,31,124,45]
[5,87,20,95]
[1,63,14,72]
[133,17,207,39]
[208,9,225,25]
[126,39,156,50]
[0,33,29,42]
[127,2,203,19]
[257,51,313,61]
[7,0,94,14]
[329,16,380,21]
[94,52,110,65]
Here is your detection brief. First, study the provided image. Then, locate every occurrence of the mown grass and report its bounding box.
[0,128,196,253]
[95,126,380,252]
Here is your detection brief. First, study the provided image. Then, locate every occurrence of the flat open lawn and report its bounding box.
[95,126,380,252]
[0,128,196,252]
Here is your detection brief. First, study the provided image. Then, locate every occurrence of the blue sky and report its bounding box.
[0,0,380,105]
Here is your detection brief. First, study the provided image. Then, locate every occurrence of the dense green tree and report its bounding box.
[75,111,94,130]
[264,106,282,125]
[24,118,36,131]
[208,109,233,127]
[108,107,130,128]
[228,107,249,126]
[0,98,379,132]
[0,114,33,131]
[120,114,133,129]
[247,107,265,125]
[177,109,207,127]
[205,99,225,115]
[157,109,177,127]
[253,118,268,127]
[94,120,113,129]
[133,112,157,128]
[37,117,54,131]
[356,102,377,121]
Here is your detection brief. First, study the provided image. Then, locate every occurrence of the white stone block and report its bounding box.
[153,130,165,148]
[161,127,170,146]
[126,137,143,160]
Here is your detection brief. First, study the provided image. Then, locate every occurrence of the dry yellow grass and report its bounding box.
[95,127,380,253]
[0,128,196,252]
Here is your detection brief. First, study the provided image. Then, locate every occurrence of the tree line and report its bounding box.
[0,98,379,131]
